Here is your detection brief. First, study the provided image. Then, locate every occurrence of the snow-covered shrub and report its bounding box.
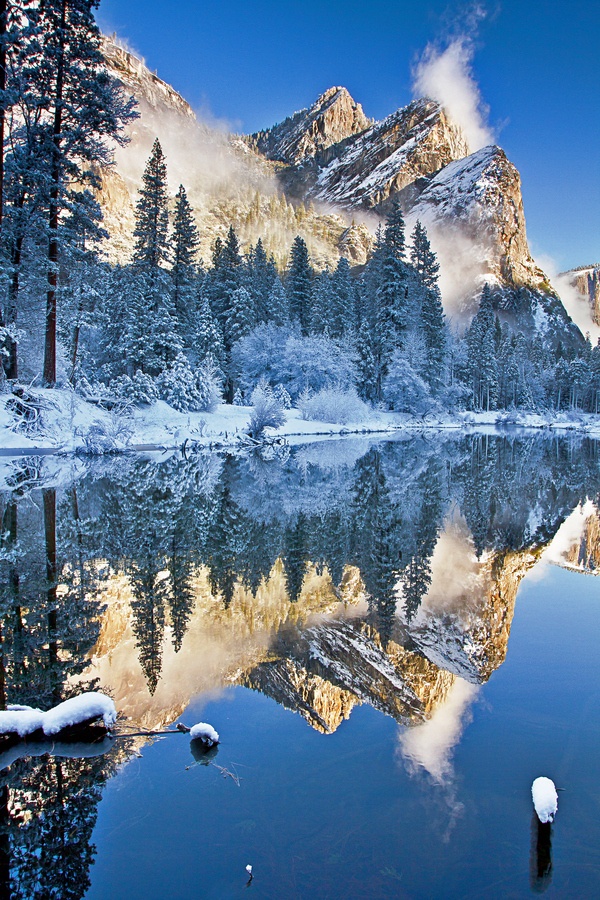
[248,381,286,439]
[109,370,158,405]
[232,324,356,400]
[273,384,292,409]
[233,388,245,406]
[383,356,432,414]
[299,387,370,424]
[440,381,470,411]
[195,355,222,412]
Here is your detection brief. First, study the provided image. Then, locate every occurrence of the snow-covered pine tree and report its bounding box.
[129,140,181,374]
[287,235,313,335]
[330,257,354,338]
[246,238,275,326]
[467,284,498,410]
[133,139,170,269]
[267,276,289,326]
[171,183,200,332]
[24,0,137,385]
[410,221,446,392]
[194,293,225,366]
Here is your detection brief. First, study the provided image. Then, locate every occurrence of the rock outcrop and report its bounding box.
[249,86,371,165]
[560,264,600,325]
[312,98,469,209]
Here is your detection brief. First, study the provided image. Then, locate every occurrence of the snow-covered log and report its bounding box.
[0,692,117,746]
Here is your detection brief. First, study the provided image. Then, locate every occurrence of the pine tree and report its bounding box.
[411,222,446,391]
[287,235,313,335]
[28,0,137,384]
[330,256,354,338]
[467,284,498,410]
[171,183,199,328]
[133,139,170,270]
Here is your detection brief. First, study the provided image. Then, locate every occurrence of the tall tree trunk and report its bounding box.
[43,488,59,702]
[43,0,67,386]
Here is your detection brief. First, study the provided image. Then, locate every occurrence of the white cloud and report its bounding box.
[412,38,494,152]
[398,678,479,784]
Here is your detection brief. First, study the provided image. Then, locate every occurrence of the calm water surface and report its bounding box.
[0,434,599,898]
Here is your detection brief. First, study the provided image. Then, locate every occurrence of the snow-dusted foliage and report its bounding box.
[109,370,159,405]
[384,355,433,414]
[299,387,370,424]
[248,381,286,438]
[232,324,356,400]
[273,384,292,409]
[194,355,223,412]
[156,353,221,412]
[157,353,201,411]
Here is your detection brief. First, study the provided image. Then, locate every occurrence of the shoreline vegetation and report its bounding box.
[1,387,600,457]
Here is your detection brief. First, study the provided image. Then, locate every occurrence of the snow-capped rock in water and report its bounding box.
[189,722,219,746]
[0,692,117,738]
[532,777,558,823]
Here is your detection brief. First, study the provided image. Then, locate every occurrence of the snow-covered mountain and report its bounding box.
[98,36,582,334]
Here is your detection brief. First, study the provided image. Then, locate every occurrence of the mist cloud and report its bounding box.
[535,255,600,342]
[412,38,494,152]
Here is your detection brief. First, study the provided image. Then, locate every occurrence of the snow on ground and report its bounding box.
[1,388,600,456]
[0,692,117,737]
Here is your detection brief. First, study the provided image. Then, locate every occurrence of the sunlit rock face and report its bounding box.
[98,38,367,269]
[311,99,469,209]
[560,265,600,325]
[399,516,539,683]
[97,39,571,317]
[249,86,371,165]
[549,501,600,575]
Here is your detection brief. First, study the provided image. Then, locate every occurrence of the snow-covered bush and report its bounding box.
[248,381,286,439]
[383,356,432,414]
[194,355,222,412]
[273,384,292,409]
[232,324,356,400]
[109,370,159,406]
[299,387,370,424]
[233,388,245,406]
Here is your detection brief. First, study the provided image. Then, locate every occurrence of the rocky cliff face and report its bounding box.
[311,98,469,209]
[98,38,367,268]
[249,86,371,165]
[560,265,600,325]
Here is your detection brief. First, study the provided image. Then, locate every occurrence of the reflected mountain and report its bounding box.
[0,434,599,895]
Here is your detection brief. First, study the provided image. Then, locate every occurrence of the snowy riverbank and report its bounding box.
[1,388,600,456]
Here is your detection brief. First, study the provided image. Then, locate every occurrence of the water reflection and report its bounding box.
[0,434,598,896]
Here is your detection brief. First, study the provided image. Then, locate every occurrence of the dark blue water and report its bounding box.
[1,435,599,898]
[83,566,600,899]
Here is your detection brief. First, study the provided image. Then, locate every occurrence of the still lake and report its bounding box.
[0,433,599,898]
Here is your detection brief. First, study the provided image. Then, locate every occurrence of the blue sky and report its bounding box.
[97,0,599,271]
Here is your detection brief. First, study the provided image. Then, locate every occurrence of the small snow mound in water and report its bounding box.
[190,722,219,746]
[0,692,117,737]
[532,776,558,823]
